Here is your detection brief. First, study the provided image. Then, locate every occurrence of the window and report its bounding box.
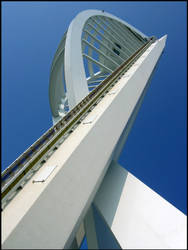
[114,42,121,49]
[113,48,120,56]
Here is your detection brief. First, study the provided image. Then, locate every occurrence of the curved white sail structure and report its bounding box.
[49,9,148,124]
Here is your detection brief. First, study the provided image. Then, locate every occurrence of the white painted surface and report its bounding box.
[33,165,57,183]
[2,36,166,249]
[108,89,118,95]
[83,114,98,124]
[94,162,187,249]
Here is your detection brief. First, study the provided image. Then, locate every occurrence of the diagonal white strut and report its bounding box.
[93,161,186,249]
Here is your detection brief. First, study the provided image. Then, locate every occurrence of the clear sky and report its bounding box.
[2,0,187,239]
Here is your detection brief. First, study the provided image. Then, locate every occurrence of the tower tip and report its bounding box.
[158,34,168,46]
[159,34,168,42]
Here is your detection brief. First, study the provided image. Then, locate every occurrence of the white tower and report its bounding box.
[2,10,186,249]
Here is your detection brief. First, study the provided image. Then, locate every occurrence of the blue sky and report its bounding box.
[2,0,186,230]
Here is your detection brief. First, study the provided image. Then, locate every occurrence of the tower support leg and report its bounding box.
[93,161,186,249]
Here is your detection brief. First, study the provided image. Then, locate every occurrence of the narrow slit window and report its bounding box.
[114,42,121,49]
[113,48,120,56]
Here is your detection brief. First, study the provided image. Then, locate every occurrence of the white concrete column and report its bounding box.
[94,162,187,249]
[84,206,99,249]
[84,203,122,249]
